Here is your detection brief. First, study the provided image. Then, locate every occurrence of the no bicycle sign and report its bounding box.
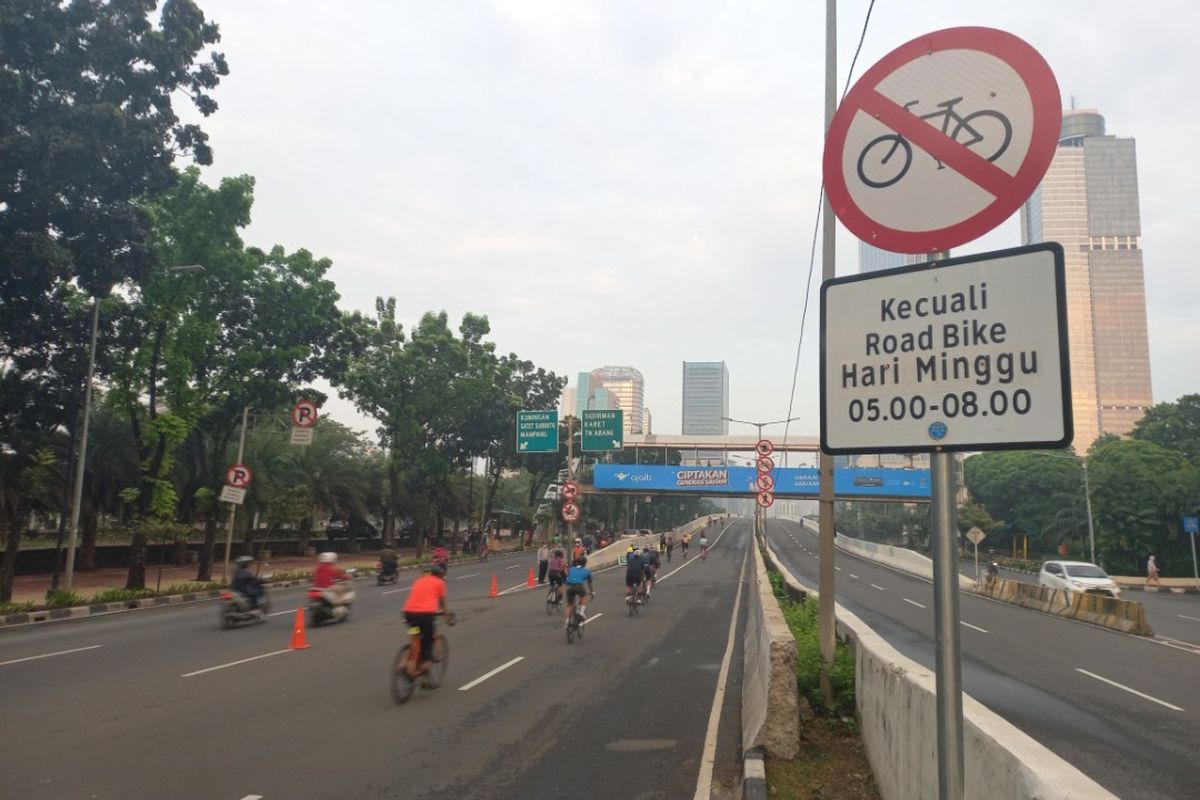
[823,27,1061,253]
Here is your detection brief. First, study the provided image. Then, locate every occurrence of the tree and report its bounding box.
[1087,439,1200,574]
[1131,394,1200,468]
[962,450,1086,552]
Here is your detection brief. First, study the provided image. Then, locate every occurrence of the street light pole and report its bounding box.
[1082,460,1096,564]
[63,296,100,593]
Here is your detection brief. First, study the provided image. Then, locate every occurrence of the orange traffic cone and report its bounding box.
[490,574,499,598]
[527,567,536,588]
[288,608,310,650]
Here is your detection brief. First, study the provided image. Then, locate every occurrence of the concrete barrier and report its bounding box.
[976,578,1154,636]
[800,520,976,590]
[762,540,1116,800]
[742,540,800,760]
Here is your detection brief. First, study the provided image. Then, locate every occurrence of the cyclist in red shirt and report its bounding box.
[402,564,450,680]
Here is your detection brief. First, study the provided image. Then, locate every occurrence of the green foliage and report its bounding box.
[1131,394,1200,468]
[780,596,857,715]
[0,601,36,615]
[44,590,87,608]
[90,588,156,603]
[957,503,1002,536]
[163,582,222,595]
[962,450,1086,551]
[1088,438,1200,574]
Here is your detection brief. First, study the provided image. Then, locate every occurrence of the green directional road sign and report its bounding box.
[516,410,558,453]
[581,409,623,452]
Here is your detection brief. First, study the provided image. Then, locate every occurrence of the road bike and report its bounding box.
[700,544,709,562]
[856,97,1012,189]
[391,612,454,705]
[545,584,563,615]
[565,594,591,644]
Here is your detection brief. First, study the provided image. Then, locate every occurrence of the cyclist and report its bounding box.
[563,555,594,628]
[401,563,450,683]
[624,546,646,605]
[546,548,567,603]
[642,546,660,598]
[658,532,667,552]
[681,534,690,559]
[666,536,675,562]
[699,533,710,559]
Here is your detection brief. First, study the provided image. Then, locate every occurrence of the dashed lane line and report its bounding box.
[903,598,926,609]
[1074,668,1183,711]
[849,574,859,580]
[181,649,291,678]
[870,584,886,591]
[0,644,102,668]
[961,621,989,634]
[458,656,525,691]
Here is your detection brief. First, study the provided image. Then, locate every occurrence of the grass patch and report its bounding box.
[162,581,222,595]
[0,601,35,615]
[89,587,156,603]
[766,716,880,800]
[44,589,88,608]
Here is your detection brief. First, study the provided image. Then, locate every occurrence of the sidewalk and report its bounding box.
[8,543,530,606]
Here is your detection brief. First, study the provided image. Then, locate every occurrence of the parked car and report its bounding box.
[1037,560,1122,599]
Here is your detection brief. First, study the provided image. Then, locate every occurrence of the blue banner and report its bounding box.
[592,465,930,499]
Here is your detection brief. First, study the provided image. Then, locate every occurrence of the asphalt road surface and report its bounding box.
[0,521,753,800]
[767,518,1199,800]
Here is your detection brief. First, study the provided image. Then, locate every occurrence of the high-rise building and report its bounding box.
[682,361,730,435]
[642,407,652,435]
[1020,108,1153,449]
[557,387,576,419]
[589,366,645,436]
[859,241,922,273]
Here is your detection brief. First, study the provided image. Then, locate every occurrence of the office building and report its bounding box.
[1020,108,1153,448]
[588,366,645,436]
[859,241,922,273]
[557,387,576,419]
[682,361,730,435]
[642,407,652,435]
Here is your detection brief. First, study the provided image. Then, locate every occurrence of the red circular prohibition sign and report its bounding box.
[823,27,1061,253]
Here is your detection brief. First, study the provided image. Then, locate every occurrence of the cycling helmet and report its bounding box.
[430,563,447,577]
[318,552,338,564]
[235,555,253,566]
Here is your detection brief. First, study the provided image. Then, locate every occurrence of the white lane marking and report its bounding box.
[870,584,886,591]
[1178,614,1200,622]
[849,574,859,580]
[692,542,749,800]
[267,608,297,617]
[580,612,604,626]
[381,586,410,595]
[656,520,737,585]
[904,598,926,609]
[240,795,264,800]
[0,644,102,667]
[961,621,989,634]
[456,573,479,580]
[506,564,523,570]
[1074,668,1184,711]
[458,656,525,691]
[835,566,842,572]
[181,649,291,678]
[498,581,533,596]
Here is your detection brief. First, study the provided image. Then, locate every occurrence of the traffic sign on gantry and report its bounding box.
[581,409,624,452]
[516,410,558,453]
[823,27,1061,253]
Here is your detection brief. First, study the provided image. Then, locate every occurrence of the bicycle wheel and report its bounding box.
[546,589,555,615]
[391,645,416,705]
[577,611,585,640]
[566,618,576,644]
[857,134,912,189]
[954,110,1012,162]
[628,592,636,617]
[426,634,449,688]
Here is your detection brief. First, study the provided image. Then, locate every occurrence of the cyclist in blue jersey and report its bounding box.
[564,556,594,627]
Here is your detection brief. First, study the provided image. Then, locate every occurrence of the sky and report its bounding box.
[188,0,1199,440]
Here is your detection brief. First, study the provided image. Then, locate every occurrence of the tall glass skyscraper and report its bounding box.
[682,361,730,435]
[1020,109,1153,449]
[589,366,645,436]
[858,241,922,273]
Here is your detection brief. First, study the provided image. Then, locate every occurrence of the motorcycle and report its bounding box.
[376,561,399,585]
[219,587,270,629]
[307,581,357,626]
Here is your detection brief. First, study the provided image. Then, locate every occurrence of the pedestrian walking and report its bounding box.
[1147,553,1161,586]
[537,543,549,584]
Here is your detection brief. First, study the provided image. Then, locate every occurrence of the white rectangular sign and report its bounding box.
[219,485,246,505]
[820,243,1071,454]
[289,427,314,446]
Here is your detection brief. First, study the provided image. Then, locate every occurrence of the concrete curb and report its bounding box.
[0,548,535,631]
[741,748,767,800]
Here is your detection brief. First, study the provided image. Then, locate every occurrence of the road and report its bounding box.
[0,521,753,800]
[767,517,1199,800]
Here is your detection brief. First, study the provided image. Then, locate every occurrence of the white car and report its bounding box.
[1037,560,1122,599]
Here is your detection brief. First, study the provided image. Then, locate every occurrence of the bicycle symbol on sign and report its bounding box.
[856,97,1013,189]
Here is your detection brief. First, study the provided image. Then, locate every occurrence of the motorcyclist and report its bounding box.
[231,555,265,610]
[985,560,1000,588]
[379,546,399,578]
[315,551,350,602]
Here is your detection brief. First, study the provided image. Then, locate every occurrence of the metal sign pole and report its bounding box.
[566,415,575,546]
[927,250,964,800]
[1190,529,1199,591]
[221,406,250,583]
